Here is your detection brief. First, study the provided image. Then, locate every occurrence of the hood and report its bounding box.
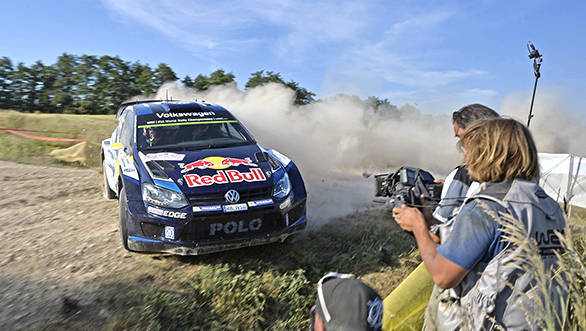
[140,144,275,194]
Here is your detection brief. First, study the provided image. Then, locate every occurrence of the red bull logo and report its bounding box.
[180,156,257,173]
[184,168,266,187]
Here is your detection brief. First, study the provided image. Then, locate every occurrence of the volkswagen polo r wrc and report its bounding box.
[101,100,307,255]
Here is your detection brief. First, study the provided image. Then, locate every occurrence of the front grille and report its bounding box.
[187,186,272,205]
[180,212,284,242]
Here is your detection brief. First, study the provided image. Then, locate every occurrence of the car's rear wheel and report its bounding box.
[103,159,117,199]
[118,186,130,251]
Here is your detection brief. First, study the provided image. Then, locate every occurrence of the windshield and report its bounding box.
[137,120,255,152]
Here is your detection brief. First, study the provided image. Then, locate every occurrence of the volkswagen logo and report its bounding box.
[225,189,240,203]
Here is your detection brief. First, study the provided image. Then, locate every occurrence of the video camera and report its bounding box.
[374,166,442,211]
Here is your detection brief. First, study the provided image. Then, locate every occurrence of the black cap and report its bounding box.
[314,273,383,331]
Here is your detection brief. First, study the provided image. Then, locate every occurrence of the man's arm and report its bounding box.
[393,205,470,289]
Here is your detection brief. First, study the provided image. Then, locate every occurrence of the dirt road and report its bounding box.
[0,161,192,329]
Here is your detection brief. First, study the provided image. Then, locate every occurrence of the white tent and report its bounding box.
[539,153,586,215]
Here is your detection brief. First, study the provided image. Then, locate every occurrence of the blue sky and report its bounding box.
[2,0,585,114]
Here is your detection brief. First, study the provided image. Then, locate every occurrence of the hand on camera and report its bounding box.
[392,205,425,233]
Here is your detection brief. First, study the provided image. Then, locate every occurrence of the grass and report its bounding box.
[0,109,116,168]
[569,205,586,227]
[41,208,419,330]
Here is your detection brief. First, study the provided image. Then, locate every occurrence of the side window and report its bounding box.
[119,108,135,150]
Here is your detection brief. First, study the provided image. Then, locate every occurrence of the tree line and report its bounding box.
[0,53,318,114]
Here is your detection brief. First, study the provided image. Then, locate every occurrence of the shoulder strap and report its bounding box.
[463,194,508,209]
[453,166,473,187]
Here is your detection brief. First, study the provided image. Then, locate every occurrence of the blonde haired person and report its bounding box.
[393,118,567,329]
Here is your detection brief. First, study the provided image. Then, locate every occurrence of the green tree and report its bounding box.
[76,55,100,114]
[284,80,316,105]
[153,63,177,88]
[366,96,399,118]
[0,57,14,109]
[182,75,194,88]
[245,70,284,89]
[245,70,315,105]
[108,56,133,112]
[10,63,30,111]
[366,96,390,109]
[192,69,235,90]
[50,53,79,113]
[11,61,46,112]
[131,62,155,96]
[38,64,57,113]
[92,56,135,114]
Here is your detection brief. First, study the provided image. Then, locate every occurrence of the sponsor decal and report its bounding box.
[144,152,186,161]
[180,156,257,173]
[248,199,274,207]
[164,226,175,240]
[138,119,236,128]
[147,206,187,219]
[193,205,222,213]
[184,168,266,187]
[155,111,216,119]
[535,228,565,256]
[535,228,564,246]
[119,155,139,180]
[209,219,262,236]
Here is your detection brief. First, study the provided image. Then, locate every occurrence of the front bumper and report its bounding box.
[125,198,307,255]
[127,215,307,255]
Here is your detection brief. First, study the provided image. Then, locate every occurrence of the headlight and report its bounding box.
[142,183,189,209]
[273,172,291,199]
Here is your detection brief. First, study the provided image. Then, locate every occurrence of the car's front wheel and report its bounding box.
[103,159,117,199]
[118,186,130,251]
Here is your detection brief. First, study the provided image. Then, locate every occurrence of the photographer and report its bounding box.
[393,118,567,329]
[310,272,383,331]
[430,104,500,239]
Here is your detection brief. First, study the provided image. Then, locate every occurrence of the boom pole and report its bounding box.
[526,42,542,128]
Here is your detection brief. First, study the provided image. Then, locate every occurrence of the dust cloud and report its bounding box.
[143,82,461,224]
[142,83,586,224]
[500,91,586,156]
[156,82,460,174]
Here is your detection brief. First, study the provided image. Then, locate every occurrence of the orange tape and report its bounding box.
[0,125,86,142]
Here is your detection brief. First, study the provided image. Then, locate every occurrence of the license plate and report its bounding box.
[223,203,248,213]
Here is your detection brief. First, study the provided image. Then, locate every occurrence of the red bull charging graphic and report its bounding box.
[180,156,257,173]
[179,156,265,187]
[184,168,266,187]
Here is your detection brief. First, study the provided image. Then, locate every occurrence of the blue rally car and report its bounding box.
[101,100,307,255]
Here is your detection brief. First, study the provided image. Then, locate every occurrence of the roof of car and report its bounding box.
[116,100,234,119]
